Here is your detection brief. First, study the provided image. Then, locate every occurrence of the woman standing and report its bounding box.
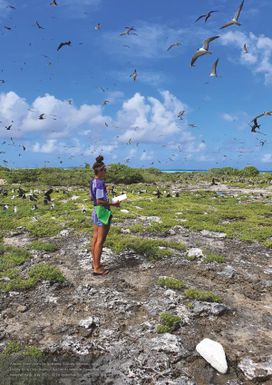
[90,156,120,275]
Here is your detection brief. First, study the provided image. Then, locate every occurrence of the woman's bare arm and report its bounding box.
[96,198,120,207]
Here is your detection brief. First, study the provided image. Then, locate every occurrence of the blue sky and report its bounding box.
[0,0,272,170]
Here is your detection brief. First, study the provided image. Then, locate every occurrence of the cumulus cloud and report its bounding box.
[0,90,206,163]
[115,90,192,143]
[221,31,272,84]
[0,91,110,140]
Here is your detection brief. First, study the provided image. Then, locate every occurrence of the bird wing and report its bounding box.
[191,51,206,66]
[57,43,63,51]
[167,44,174,51]
[220,20,235,29]
[211,58,219,75]
[195,14,206,23]
[234,0,244,21]
[203,35,220,50]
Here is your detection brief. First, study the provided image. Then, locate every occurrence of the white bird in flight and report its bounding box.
[191,36,220,67]
[220,0,244,29]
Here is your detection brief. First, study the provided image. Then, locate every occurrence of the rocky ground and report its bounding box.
[0,207,271,385]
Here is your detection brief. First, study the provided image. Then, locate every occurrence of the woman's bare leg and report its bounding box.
[93,225,110,272]
[91,225,98,265]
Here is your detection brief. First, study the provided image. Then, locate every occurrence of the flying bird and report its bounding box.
[120,26,137,36]
[50,0,58,6]
[243,43,248,54]
[95,23,101,31]
[177,110,185,120]
[250,111,272,133]
[57,41,71,51]
[102,100,110,106]
[130,69,138,81]
[220,0,244,29]
[36,21,44,29]
[195,10,217,23]
[7,5,16,9]
[167,42,182,51]
[210,58,219,77]
[191,36,220,66]
[39,113,45,120]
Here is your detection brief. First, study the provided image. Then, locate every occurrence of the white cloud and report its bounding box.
[222,113,238,122]
[262,153,272,163]
[0,91,110,139]
[221,31,272,84]
[0,90,205,162]
[115,90,193,144]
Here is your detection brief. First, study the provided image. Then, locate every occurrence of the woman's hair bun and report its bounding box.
[96,155,104,163]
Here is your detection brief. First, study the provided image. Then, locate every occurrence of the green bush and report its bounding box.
[184,288,222,303]
[29,263,65,283]
[157,276,184,289]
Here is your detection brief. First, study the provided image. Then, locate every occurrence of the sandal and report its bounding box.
[91,262,108,270]
[92,268,109,276]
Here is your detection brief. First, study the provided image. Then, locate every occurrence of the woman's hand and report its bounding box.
[111,201,120,207]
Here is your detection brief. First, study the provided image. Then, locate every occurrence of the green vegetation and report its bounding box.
[0,262,65,292]
[29,241,58,252]
[0,246,31,271]
[184,288,222,303]
[0,340,22,356]
[105,232,185,260]
[23,345,43,358]
[28,263,65,283]
[157,276,184,289]
[0,340,43,358]
[156,312,182,333]
[203,253,225,264]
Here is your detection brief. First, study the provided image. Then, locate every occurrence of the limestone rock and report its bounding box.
[193,301,230,317]
[78,316,100,329]
[187,248,203,259]
[196,338,228,374]
[238,357,272,381]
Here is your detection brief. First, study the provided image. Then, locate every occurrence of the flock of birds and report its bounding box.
[0,0,271,168]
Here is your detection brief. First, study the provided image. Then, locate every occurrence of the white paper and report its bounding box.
[112,194,127,203]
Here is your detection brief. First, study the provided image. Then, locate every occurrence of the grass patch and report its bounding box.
[203,253,225,264]
[0,340,21,355]
[29,241,58,252]
[105,233,185,260]
[157,276,184,290]
[156,312,182,334]
[0,246,31,271]
[184,288,222,303]
[0,263,65,292]
[0,341,43,358]
[29,263,65,283]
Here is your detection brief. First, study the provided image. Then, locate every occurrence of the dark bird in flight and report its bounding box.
[130,69,138,81]
[102,100,110,106]
[191,36,220,66]
[50,0,58,6]
[220,0,244,29]
[57,41,71,51]
[95,23,101,31]
[250,111,272,133]
[167,42,182,51]
[210,58,219,77]
[4,26,12,30]
[195,10,217,23]
[177,110,185,120]
[5,124,12,130]
[0,80,5,84]
[39,113,45,120]
[36,21,45,29]
[7,5,16,9]
[243,43,248,54]
[251,118,260,132]
[120,26,137,36]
